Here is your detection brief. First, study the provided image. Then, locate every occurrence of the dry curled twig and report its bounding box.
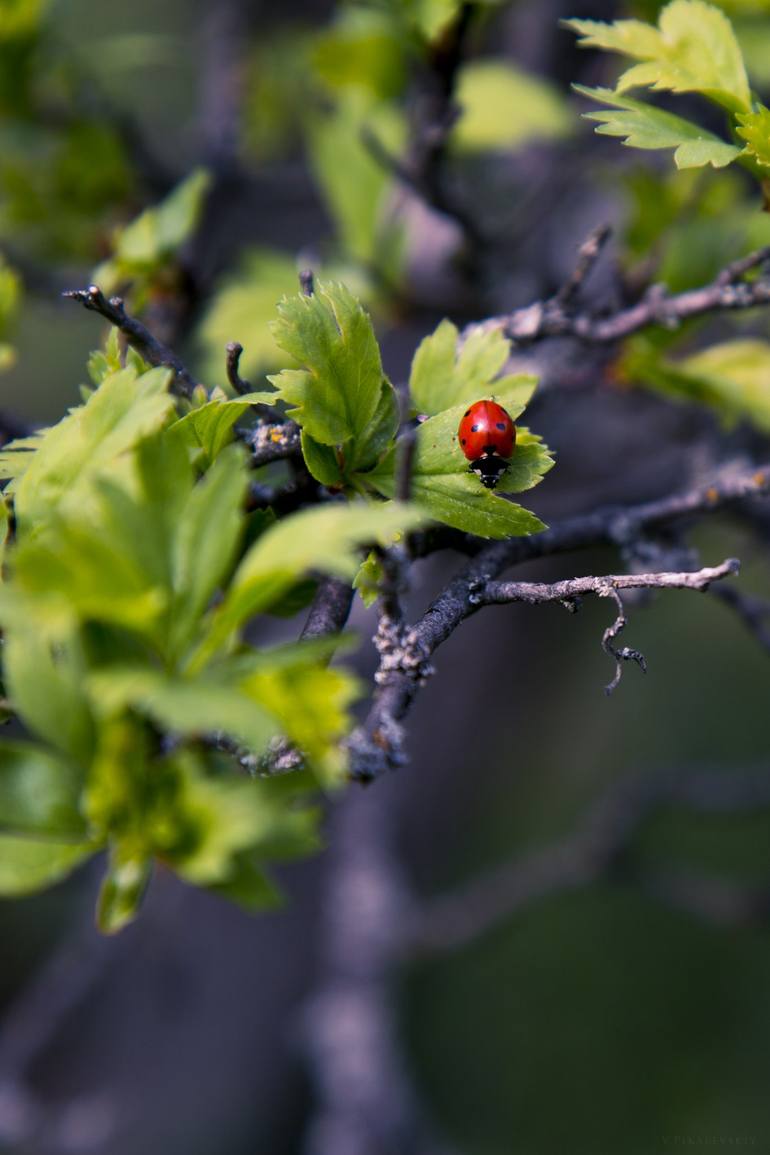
[348,466,769,781]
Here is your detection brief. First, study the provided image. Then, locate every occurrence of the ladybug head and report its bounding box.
[470,453,508,489]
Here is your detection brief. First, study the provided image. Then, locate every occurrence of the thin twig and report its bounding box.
[63,285,199,397]
[464,243,770,347]
[348,464,769,780]
[711,583,770,655]
[481,559,738,692]
[553,223,613,308]
[225,341,250,395]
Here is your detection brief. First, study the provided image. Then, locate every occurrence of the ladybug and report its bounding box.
[458,399,516,489]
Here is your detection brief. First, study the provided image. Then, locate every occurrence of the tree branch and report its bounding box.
[63,286,199,398]
[465,243,770,347]
[348,464,770,780]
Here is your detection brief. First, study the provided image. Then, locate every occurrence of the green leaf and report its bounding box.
[10,364,174,527]
[0,0,51,40]
[2,625,95,763]
[269,281,387,454]
[154,753,321,886]
[0,741,87,838]
[96,853,152,933]
[312,8,405,100]
[197,248,302,383]
[350,379,399,473]
[453,61,570,152]
[237,661,360,785]
[196,501,425,658]
[368,387,553,538]
[87,667,279,757]
[409,319,537,416]
[168,444,249,658]
[627,337,770,432]
[573,86,742,169]
[306,96,405,268]
[567,1,751,114]
[12,476,171,639]
[736,105,770,169]
[207,854,283,911]
[168,395,270,467]
[353,550,384,609]
[0,835,95,896]
[300,431,345,487]
[94,169,211,290]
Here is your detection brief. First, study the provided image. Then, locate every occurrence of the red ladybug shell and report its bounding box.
[458,400,516,462]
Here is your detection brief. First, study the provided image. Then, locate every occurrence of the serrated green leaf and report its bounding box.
[409,319,537,416]
[0,741,87,838]
[381,473,546,538]
[368,388,553,538]
[3,625,96,763]
[168,394,274,467]
[301,430,345,487]
[194,501,425,660]
[169,444,248,658]
[454,61,570,153]
[353,550,383,608]
[567,1,751,114]
[736,105,770,169]
[269,281,386,452]
[95,169,211,290]
[0,835,95,896]
[350,378,399,473]
[11,365,174,527]
[574,86,741,169]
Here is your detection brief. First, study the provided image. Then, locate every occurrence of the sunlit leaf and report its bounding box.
[573,86,741,169]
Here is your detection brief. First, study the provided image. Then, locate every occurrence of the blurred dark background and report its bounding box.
[2,1,770,1153]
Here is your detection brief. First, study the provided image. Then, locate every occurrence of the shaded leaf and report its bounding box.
[0,741,86,838]
[196,501,425,658]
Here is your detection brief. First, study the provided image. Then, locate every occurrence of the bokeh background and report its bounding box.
[2,1,770,1153]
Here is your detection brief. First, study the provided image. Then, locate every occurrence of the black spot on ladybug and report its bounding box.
[471,423,480,432]
[464,409,471,417]
[496,422,506,430]
[461,437,466,445]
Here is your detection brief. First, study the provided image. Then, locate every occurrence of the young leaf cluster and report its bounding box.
[268,282,554,539]
[0,342,421,930]
[567,1,770,188]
